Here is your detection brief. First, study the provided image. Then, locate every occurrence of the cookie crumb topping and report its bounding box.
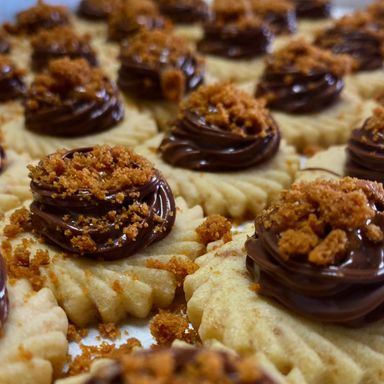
[362,107,384,142]
[196,215,232,245]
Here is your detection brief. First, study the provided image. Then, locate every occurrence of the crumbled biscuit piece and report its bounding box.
[362,107,384,142]
[3,208,31,238]
[196,215,232,245]
[98,323,121,340]
[67,324,89,343]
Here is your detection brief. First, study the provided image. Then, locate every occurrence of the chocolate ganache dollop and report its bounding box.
[0,29,10,55]
[256,40,352,114]
[346,107,384,183]
[0,254,9,333]
[197,1,273,59]
[291,0,331,19]
[108,0,171,42]
[0,55,26,102]
[31,26,98,71]
[246,177,384,327]
[4,0,70,35]
[157,0,209,24]
[29,145,176,260]
[77,0,122,20]
[118,30,204,102]
[85,347,278,384]
[315,12,384,72]
[25,57,124,137]
[160,83,280,172]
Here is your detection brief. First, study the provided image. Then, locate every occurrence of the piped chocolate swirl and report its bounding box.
[77,0,122,20]
[25,57,123,137]
[197,0,273,59]
[346,108,384,183]
[0,254,9,333]
[315,12,384,71]
[118,30,204,102]
[85,347,278,384]
[157,0,209,24]
[29,146,176,260]
[246,177,384,327]
[256,40,352,114]
[0,55,26,102]
[31,26,98,71]
[291,0,331,19]
[4,0,70,35]
[160,83,280,172]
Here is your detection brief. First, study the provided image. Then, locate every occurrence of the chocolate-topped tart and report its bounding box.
[315,10,384,100]
[196,0,274,83]
[30,26,98,71]
[254,39,372,153]
[185,177,384,384]
[56,346,282,384]
[118,29,205,130]
[137,82,298,219]
[0,145,205,326]
[1,57,157,159]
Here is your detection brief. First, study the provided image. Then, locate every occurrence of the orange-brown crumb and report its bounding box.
[146,257,199,287]
[196,215,232,245]
[265,39,353,76]
[67,324,89,343]
[302,144,325,157]
[98,323,121,340]
[362,107,384,142]
[0,55,26,81]
[3,208,31,238]
[150,311,199,346]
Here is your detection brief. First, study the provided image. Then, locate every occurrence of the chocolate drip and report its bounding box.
[256,70,344,113]
[25,78,124,137]
[197,22,273,59]
[160,110,280,172]
[315,28,383,71]
[30,148,176,261]
[118,54,204,100]
[158,0,209,24]
[246,220,384,327]
[0,60,25,102]
[292,0,331,19]
[346,125,384,183]
[0,254,9,333]
[0,145,6,173]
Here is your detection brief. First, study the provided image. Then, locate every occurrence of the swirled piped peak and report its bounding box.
[28,145,176,260]
[160,82,280,172]
[157,0,209,24]
[197,0,273,59]
[291,0,331,19]
[108,0,172,42]
[346,107,384,183]
[246,177,384,327]
[0,55,26,102]
[25,57,124,137]
[118,29,204,102]
[4,0,70,35]
[315,12,384,71]
[256,40,352,113]
[31,26,98,71]
[78,0,122,20]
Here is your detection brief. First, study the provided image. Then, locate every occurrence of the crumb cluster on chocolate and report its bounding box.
[291,0,331,19]
[28,145,176,260]
[30,26,98,71]
[118,29,204,103]
[24,57,123,137]
[156,0,209,24]
[246,177,384,327]
[160,82,281,172]
[0,55,26,102]
[77,0,123,20]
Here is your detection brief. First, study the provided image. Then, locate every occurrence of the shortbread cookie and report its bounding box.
[1,58,157,159]
[0,277,68,384]
[138,83,299,219]
[0,146,205,326]
[185,179,384,384]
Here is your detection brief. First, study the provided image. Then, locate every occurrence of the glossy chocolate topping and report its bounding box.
[25,58,123,137]
[77,0,122,20]
[157,0,209,24]
[85,348,278,384]
[0,254,9,333]
[118,30,204,102]
[31,26,98,71]
[0,55,26,102]
[346,108,384,182]
[0,31,10,54]
[292,0,331,19]
[246,178,384,327]
[29,146,176,260]
[160,83,280,172]
[256,40,349,113]
[0,145,6,174]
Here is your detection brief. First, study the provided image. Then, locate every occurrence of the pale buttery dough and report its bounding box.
[346,70,384,100]
[184,229,384,384]
[137,134,299,219]
[0,279,68,384]
[1,197,205,327]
